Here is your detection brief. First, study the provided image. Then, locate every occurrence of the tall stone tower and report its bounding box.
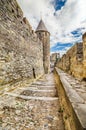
[82,32,86,78]
[36,19,50,73]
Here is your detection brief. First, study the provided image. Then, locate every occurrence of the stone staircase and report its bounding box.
[0,73,64,130]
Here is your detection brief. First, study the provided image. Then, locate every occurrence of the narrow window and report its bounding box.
[33,68,36,78]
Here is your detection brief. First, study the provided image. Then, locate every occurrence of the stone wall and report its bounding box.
[50,53,57,65]
[54,68,86,130]
[0,0,44,85]
[56,34,86,80]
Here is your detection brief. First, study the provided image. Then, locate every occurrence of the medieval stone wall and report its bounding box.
[56,35,86,80]
[0,0,44,85]
[54,68,86,130]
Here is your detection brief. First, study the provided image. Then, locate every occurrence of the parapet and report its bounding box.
[55,68,86,130]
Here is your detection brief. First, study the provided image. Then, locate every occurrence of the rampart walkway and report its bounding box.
[0,73,64,130]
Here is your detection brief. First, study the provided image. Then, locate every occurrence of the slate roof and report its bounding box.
[36,19,48,32]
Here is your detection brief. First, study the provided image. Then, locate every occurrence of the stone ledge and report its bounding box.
[55,68,86,130]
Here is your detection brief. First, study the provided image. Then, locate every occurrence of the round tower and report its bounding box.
[82,32,86,79]
[82,32,86,63]
[35,19,50,74]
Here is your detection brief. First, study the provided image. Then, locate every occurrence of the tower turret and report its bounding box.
[82,33,86,63]
[36,19,50,73]
[82,32,86,79]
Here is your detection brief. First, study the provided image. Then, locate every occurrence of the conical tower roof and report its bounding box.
[36,19,48,32]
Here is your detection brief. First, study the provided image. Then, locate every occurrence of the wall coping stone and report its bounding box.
[55,67,86,129]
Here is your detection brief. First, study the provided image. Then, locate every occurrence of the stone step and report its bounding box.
[19,88,55,92]
[20,89,57,97]
[30,85,55,88]
[32,82,55,86]
[19,86,55,90]
[36,80,55,83]
[5,92,58,101]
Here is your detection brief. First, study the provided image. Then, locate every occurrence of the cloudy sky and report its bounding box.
[17,0,86,56]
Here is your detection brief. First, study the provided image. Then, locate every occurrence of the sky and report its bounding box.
[17,0,86,56]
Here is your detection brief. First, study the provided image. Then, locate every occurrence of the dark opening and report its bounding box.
[23,17,26,24]
[33,68,36,78]
[83,78,86,81]
[12,9,14,13]
[32,30,34,34]
[17,14,20,18]
[21,21,23,24]
[45,32,47,36]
